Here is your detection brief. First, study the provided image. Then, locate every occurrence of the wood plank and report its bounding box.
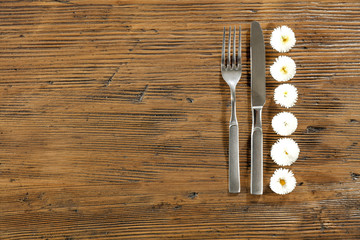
[0,0,359,239]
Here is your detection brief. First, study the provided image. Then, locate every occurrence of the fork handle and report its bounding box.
[229,124,240,193]
[228,86,240,193]
[250,106,263,195]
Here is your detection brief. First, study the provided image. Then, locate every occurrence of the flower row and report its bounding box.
[269,26,299,195]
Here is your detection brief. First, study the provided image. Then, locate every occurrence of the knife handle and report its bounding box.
[251,106,263,195]
[229,124,240,193]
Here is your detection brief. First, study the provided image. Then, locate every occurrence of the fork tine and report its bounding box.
[228,26,231,68]
[238,26,241,68]
[221,27,225,67]
[233,26,236,68]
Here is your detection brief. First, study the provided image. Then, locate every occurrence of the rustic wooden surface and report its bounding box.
[0,0,359,239]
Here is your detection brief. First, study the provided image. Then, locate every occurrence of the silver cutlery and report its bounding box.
[250,21,266,195]
[221,26,242,193]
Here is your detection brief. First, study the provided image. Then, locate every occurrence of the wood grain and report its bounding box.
[0,0,359,239]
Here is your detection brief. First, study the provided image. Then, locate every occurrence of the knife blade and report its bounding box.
[250,21,266,195]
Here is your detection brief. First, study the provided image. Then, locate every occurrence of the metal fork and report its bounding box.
[221,26,242,193]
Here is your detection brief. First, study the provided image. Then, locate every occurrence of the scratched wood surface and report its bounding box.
[0,0,359,239]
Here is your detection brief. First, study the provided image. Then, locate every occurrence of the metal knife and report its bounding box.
[250,21,266,195]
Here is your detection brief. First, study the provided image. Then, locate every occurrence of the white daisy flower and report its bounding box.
[270,56,296,82]
[272,112,298,136]
[270,168,296,195]
[271,138,300,166]
[274,84,298,108]
[270,26,296,53]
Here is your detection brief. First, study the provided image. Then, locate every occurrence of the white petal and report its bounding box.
[274,84,298,108]
[270,56,296,82]
[271,138,300,166]
[272,112,298,136]
[270,168,297,194]
[270,26,296,53]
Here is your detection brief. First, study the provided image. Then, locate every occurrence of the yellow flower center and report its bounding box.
[281,35,289,43]
[281,66,288,74]
[279,178,286,186]
[284,150,288,155]
[284,91,288,97]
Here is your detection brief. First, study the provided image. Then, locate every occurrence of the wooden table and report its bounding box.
[1,0,359,239]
